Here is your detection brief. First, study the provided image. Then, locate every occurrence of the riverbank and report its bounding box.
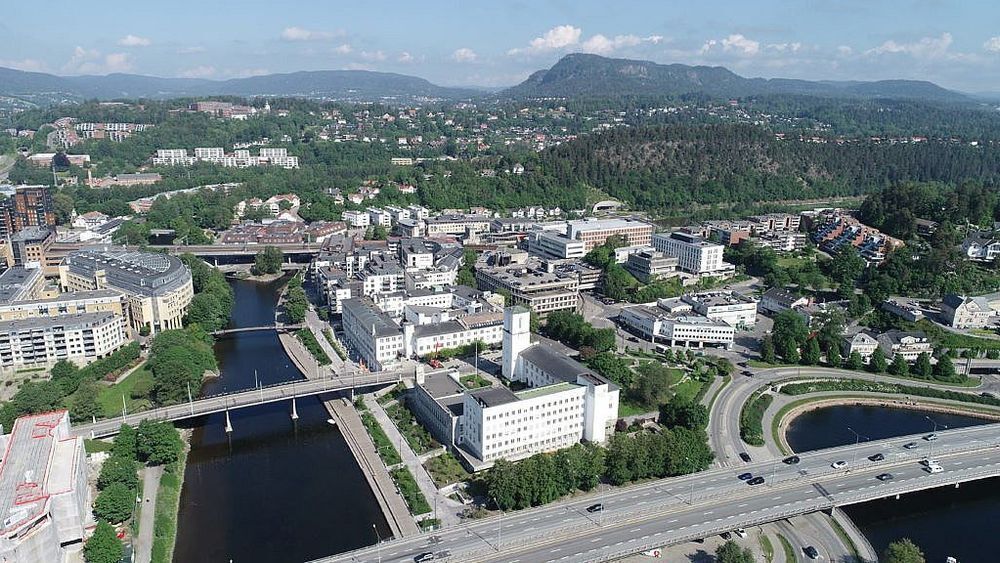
[150,429,190,563]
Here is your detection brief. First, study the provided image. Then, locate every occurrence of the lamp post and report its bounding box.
[372,524,381,563]
[925,415,947,459]
[847,427,865,467]
[493,496,503,552]
[684,456,695,504]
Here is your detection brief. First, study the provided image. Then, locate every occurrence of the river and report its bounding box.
[173,277,389,563]
[786,404,999,562]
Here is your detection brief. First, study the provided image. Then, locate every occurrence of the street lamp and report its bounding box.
[492,496,503,552]
[925,415,947,459]
[846,427,867,467]
[372,524,381,563]
[684,456,695,504]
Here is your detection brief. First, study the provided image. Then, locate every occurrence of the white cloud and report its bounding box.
[179,65,216,78]
[867,32,952,58]
[985,36,1000,53]
[0,58,47,72]
[580,34,663,55]
[767,42,802,53]
[118,34,151,47]
[334,44,353,55]
[63,46,133,74]
[508,25,582,55]
[398,51,414,63]
[232,68,269,78]
[837,45,854,56]
[177,46,206,55]
[452,47,478,63]
[700,34,761,56]
[360,50,386,62]
[281,26,335,42]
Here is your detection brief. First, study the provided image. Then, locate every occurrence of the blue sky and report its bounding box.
[3,0,1000,91]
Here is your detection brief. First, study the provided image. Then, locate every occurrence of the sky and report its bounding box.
[3,0,1000,92]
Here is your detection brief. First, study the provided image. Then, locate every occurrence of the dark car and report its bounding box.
[868,453,885,462]
[586,503,604,513]
[747,476,765,486]
[783,455,800,465]
[739,452,752,462]
[738,472,753,480]
[903,442,919,449]
[804,545,820,559]
[876,473,894,481]
[720,532,732,540]
[692,538,705,544]
[415,553,436,562]
[743,370,754,377]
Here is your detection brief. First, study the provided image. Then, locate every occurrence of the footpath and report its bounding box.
[279,325,419,539]
[133,465,163,563]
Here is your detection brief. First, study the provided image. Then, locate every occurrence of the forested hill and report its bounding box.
[505,53,968,103]
[534,124,1000,210]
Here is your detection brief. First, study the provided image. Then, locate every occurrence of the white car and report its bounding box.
[831,460,848,469]
[734,528,747,538]
[924,433,939,441]
[926,464,944,474]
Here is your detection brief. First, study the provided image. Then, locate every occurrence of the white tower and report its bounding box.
[502,306,531,380]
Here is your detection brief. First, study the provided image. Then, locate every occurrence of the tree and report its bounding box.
[252,246,283,275]
[93,482,135,524]
[847,351,864,371]
[801,337,822,366]
[659,396,708,430]
[97,455,139,491]
[934,353,957,380]
[136,420,184,465]
[888,353,910,377]
[631,362,673,408]
[68,380,102,422]
[113,424,138,460]
[826,344,842,368]
[772,310,808,362]
[760,335,776,364]
[84,520,124,563]
[284,285,308,323]
[869,348,888,373]
[913,352,933,378]
[882,538,925,563]
[716,540,755,563]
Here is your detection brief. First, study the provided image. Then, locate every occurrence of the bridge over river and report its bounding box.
[315,423,1000,563]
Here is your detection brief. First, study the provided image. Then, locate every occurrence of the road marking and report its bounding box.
[550,548,561,553]
[738,503,748,508]
[591,538,602,543]
[630,527,642,533]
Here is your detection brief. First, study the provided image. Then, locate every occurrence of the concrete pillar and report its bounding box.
[224,410,233,433]
[291,398,299,420]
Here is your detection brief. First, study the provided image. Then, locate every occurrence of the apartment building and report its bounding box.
[0,311,128,368]
[651,232,734,276]
[341,298,405,371]
[0,411,88,563]
[425,214,491,237]
[565,218,654,251]
[624,250,678,283]
[0,267,45,305]
[940,294,994,329]
[59,248,193,334]
[876,330,933,362]
[474,262,579,314]
[618,304,735,348]
[0,186,55,238]
[0,289,126,323]
[681,291,758,329]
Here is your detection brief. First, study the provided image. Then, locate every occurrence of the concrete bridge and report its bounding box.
[315,423,1000,563]
[211,323,305,336]
[73,370,405,438]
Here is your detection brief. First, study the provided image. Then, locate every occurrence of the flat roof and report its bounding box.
[515,381,578,400]
[519,344,602,385]
[0,267,41,304]
[469,386,519,408]
[0,311,117,332]
[419,370,466,400]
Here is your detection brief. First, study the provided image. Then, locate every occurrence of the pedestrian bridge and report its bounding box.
[315,424,1000,563]
[211,323,305,336]
[73,370,404,438]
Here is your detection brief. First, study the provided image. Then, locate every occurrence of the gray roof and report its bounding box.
[0,267,42,304]
[9,226,52,243]
[342,298,400,338]
[0,311,118,333]
[412,320,465,339]
[3,288,123,307]
[419,370,466,399]
[469,386,519,407]
[519,344,600,384]
[63,247,190,297]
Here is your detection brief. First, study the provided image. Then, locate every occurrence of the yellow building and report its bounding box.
[59,248,193,334]
[0,289,127,323]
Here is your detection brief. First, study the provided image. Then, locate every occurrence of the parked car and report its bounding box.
[868,453,885,462]
[738,472,753,481]
[586,503,604,513]
[783,455,801,465]
[734,528,747,538]
[876,473,894,481]
[739,452,752,462]
[720,532,732,540]
[831,460,847,469]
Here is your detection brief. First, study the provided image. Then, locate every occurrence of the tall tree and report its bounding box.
[882,539,926,563]
[84,521,124,563]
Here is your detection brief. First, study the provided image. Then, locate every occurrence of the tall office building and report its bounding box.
[0,186,56,237]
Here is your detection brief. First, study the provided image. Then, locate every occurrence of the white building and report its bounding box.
[681,291,758,329]
[526,229,586,260]
[342,210,371,228]
[940,294,994,329]
[651,232,734,276]
[367,207,393,228]
[0,411,88,563]
[618,303,735,348]
[404,312,504,357]
[877,331,933,362]
[842,331,879,362]
[341,298,404,371]
[0,312,128,369]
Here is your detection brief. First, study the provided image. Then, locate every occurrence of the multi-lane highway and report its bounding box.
[314,424,1000,563]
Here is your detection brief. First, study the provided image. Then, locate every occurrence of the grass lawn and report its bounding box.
[778,534,797,562]
[390,467,431,515]
[386,402,440,455]
[672,378,704,403]
[423,452,471,488]
[85,438,114,454]
[618,400,651,418]
[460,374,490,389]
[97,364,154,418]
[359,411,403,465]
[151,448,187,563]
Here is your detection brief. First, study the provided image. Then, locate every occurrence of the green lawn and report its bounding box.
[359,411,403,466]
[423,452,471,488]
[390,467,432,515]
[672,378,704,403]
[618,399,652,418]
[386,402,440,455]
[85,438,114,454]
[460,374,490,389]
[778,534,798,562]
[97,364,154,418]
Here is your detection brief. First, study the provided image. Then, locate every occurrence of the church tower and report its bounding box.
[502,305,531,380]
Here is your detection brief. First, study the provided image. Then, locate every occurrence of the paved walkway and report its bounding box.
[133,465,163,563]
[365,396,465,527]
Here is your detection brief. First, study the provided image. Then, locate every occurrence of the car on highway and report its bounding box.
[926,463,944,474]
[414,552,436,562]
[739,452,752,462]
[586,503,604,513]
[919,458,938,466]
[804,545,820,559]
[831,460,848,469]
[747,476,765,486]
[876,473,894,481]
[783,455,800,465]
[868,453,885,462]
[738,472,753,480]
[924,433,939,441]
[903,442,919,449]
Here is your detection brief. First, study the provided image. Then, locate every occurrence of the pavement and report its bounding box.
[133,465,163,563]
[366,396,465,528]
[316,423,1000,563]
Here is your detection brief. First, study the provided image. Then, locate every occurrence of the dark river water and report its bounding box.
[786,404,998,563]
[173,277,389,563]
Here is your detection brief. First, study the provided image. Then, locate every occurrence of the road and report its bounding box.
[707,364,998,466]
[134,465,163,563]
[314,423,1000,563]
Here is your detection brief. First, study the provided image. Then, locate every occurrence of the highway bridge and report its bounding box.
[72,370,404,438]
[211,323,305,336]
[314,424,1000,563]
